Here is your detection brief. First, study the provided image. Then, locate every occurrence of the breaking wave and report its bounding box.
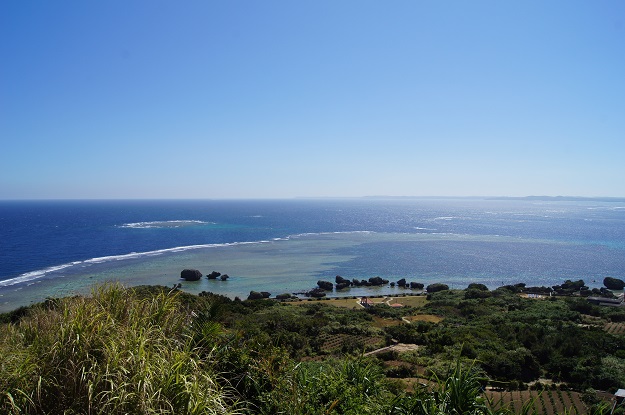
[0,231,374,288]
[118,220,213,229]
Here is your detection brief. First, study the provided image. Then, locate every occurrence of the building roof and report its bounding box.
[588,296,623,304]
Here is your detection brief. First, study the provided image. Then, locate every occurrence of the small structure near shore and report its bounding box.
[587,295,624,307]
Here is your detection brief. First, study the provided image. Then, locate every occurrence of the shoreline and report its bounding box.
[0,230,619,313]
[1,274,618,314]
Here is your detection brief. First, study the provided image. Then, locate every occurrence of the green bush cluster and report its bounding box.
[409,288,625,391]
[3,282,625,414]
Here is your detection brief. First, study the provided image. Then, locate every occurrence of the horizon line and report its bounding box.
[1,195,625,202]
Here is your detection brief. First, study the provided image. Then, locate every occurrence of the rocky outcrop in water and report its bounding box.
[604,277,625,290]
[207,271,221,280]
[335,275,351,285]
[317,280,334,291]
[368,276,389,286]
[426,283,449,293]
[180,269,202,281]
[306,288,327,298]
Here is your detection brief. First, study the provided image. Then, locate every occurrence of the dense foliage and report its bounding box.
[2,282,625,414]
[417,288,625,391]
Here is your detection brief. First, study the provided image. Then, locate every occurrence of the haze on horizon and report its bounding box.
[1,1,624,200]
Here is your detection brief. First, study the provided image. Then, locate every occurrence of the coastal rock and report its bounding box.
[397,278,407,288]
[335,275,351,285]
[180,269,202,281]
[276,293,292,300]
[317,280,334,291]
[368,276,388,286]
[410,282,424,290]
[336,282,350,290]
[220,274,229,281]
[604,277,625,290]
[207,271,221,280]
[306,288,326,298]
[426,283,449,293]
[247,291,271,300]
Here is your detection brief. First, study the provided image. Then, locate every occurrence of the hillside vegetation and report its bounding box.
[1,282,624,414]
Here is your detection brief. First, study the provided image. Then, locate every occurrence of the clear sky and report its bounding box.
[1,1,624,199]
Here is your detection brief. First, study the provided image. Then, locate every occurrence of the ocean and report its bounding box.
[1,198,624,312]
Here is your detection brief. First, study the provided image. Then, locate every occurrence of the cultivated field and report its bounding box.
[486,389,589,415]
[316,332,385,353]
[604,321,625,335]
[371,316,403,328]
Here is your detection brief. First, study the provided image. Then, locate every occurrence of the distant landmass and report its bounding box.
[488,196,625,203]
[361,195,625,202]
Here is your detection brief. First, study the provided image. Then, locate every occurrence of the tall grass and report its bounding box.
[388,360,537,415]
[0,283,239,414]
[255,357,386,415]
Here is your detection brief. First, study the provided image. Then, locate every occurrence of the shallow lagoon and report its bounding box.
[0,230,614,312]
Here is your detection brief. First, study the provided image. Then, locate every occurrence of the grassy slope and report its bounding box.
[2,284,624,414]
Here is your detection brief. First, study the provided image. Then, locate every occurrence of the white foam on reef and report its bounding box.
[285,230,373,239]
[270,231,371,242]
[118,220,213,229]
[0,262,81,288]
[0,231,374,289]
[430,216,458,221]
[0,243,238,288]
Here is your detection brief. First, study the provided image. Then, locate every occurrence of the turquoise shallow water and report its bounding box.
[0,229,615,312]
[1,199,624,312]
[0,232,377,310]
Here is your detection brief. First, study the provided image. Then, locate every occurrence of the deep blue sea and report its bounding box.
[1,198,624,311]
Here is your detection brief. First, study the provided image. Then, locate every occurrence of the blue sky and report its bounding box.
[1,1,624,199]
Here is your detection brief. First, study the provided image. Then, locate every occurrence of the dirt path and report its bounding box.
[363,343,420,356]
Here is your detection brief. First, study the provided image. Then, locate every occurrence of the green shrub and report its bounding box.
[0,283,239,415]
